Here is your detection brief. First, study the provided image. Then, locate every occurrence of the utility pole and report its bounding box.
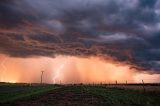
[41,71,44,84]
[142,80,146,93]
[116,80,118,88]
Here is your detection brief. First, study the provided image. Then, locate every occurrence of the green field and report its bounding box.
[0,83,160,106]
[80,86,160,106]
[0,83,59,103]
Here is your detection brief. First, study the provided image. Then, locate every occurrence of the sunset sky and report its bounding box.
[0,0,160,84]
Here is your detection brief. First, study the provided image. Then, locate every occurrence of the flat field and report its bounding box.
[0,83,59,103]
[0,83,160,106]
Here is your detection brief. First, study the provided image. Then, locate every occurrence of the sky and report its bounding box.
[0,0,160,83]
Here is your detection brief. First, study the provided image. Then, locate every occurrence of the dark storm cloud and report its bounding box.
[0,0,160,72]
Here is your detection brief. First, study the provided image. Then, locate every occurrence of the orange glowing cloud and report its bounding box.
[0,54,159,84]
[59,57,135,84]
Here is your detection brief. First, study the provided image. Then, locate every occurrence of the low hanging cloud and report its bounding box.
[0,0,160,73]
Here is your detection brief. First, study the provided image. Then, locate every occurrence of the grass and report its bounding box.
[75,85,160,106]
[0,83,160,106]
[0,83,59,103]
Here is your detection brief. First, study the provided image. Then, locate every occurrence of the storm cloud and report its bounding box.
[0,0,160,72]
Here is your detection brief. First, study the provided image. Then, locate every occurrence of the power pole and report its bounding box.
[41,71,44,84]
[142,80,146,93]
[116,80,118,88]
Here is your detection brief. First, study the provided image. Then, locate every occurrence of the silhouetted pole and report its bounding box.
[142,80,146,92]
[41,71,44,84]
[126,80,127,85]
[116,80,118,88]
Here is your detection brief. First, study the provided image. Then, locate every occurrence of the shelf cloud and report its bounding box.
[0,0,160,73]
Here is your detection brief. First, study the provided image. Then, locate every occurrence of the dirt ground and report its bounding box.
[4,86,103,106]
[2,85,160,106]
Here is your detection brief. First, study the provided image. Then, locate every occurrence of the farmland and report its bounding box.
[0,83,160,106]
[0,83,59,103]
